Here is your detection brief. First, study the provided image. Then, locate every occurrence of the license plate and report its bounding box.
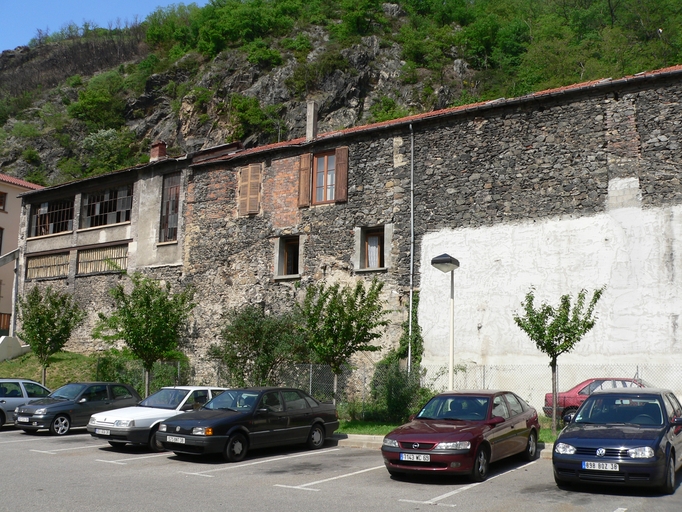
[95,429,110,436]
[167,436,185,444]
[17,416,29,423]
[582,461,619,471]
[400,453,430,462]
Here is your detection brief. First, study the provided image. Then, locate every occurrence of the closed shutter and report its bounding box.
[298,153,311,207]
[247,163,261,214]
[238,167,248,216]
[335,146,348,203]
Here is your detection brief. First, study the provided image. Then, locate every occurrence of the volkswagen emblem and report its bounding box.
[176,426,181,432]
[412,443,420,449]
[596,448,606,457]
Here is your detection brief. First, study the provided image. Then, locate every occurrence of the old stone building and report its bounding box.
[16,65,682,397]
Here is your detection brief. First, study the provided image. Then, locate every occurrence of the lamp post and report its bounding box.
[431,253,460,390]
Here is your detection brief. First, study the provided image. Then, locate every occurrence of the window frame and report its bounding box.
[29,200,75,237]
[275,235,303,279]
[0,192,6,211]
[160,172,181,242]
[313,151,336,204]
[353,224,392,272]
[26,252,70,279]
[80,185,133,229]
[298,147,348,207]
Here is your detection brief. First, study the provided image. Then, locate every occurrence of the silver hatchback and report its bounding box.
[0,379,51,427]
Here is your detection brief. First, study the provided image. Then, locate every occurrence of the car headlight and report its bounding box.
[554,442,576,455]
[435,441,471,450]
[382,438,399,448]
[628,447,655,458]
[114,419,134,428]
[34,408,47,415]
[192,426,213,436]
[88,417,96,425]
[14,406,20,412]
[159,424,167,432]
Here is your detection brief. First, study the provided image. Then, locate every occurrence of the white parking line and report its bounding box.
[274,465,385,491]
[179,448,340,477]
[613,509,627,512]
[0,437,42,445]
[30,444,102,455]
[399,459,540,507]
[96,453,170,465]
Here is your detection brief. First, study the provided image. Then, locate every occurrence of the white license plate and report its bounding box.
[400,453,430,462]
[167,436,185,444]
[17,416,29,423]
[582,461,619,471]
[95,429,110,436]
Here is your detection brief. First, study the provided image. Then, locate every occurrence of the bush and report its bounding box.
[11,122,41,138]
[67,70,126,130]
[369,357,433,422]
[22,147,41,165]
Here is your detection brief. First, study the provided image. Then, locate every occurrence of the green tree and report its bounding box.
[16,286,86,385]
[67,70,126,131]
[208,304,307,387]
[297,278,390,401]
[513,286,605,435]
[92,272,195,396]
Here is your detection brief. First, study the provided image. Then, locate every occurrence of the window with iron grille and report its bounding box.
[81,185,133,229]
[30,200,74,237]
[26,253,70,279]
[77,245,128,274]
[160,173,181,242]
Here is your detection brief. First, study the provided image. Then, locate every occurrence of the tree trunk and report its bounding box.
[42,365,47,387]
[144,368,150,398]
[551,358,558,437]
[333,373,338,405]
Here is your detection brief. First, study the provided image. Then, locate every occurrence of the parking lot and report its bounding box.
[1,427,679,512]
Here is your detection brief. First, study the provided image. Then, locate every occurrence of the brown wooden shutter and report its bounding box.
[298,153,311,207]
[335,146,348,203]
[247,163,261,214]
[238,166,248,216]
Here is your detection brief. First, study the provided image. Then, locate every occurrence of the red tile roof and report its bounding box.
[0,173,43,190]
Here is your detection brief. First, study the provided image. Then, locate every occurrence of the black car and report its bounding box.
[553,387,682,494]
[14,382,141,435]
[157,387,339,462]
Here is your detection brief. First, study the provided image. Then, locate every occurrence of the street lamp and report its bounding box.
[430,253,460,390]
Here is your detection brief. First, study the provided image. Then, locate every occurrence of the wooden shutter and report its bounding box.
[298,153,311,207]
[335,146,348,203]
[239,163,261,216]
[247,163,261,214]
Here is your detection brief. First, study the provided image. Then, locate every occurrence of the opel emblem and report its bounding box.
[176,426,181,432]
[596,448,606,457]
[412,443,420,449]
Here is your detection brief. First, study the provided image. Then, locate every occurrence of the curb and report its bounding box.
[332,434,554,459]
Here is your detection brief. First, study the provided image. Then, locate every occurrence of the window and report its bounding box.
[492,395,510,419]
[30,200,74,237]
[77,245,128,274]
[353,225,392,271]
[0,227,3,254]
[81,185,132,229]
[111,385,133,399]
[26,253,70,279]
[298,147,348,207]
[160,172,181,242]
[0,192,6,211]
[276,236,301,277]
[24,382,50,398]
[239,163,262,216]
[504,393,524,416]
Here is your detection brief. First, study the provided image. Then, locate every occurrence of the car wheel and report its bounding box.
[471,446,490,482]
[50,415,70,435]
[388,469,405,480]
[224,432,248,462]
[108,441,127,450]
[523,430,538,461]
[306,423,325,450]
[661,452,676,495]
[148,427,164,452]
[0,410,5,427]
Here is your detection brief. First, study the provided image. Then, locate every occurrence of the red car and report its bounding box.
[543,378,649,418]
[381,390,540,482]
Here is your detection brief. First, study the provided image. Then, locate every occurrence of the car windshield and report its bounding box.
[139,388,190,409]
[204,390,257,411]
[50,383,87,400]
[416,396,490,421]
[575,394,665,426]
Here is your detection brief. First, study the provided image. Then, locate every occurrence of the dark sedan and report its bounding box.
[553,387,682,494]
[14,382,141,435]
[157,387,339,462]
[381,390,541,481]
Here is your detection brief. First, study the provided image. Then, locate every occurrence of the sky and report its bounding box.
[0,0,209,53]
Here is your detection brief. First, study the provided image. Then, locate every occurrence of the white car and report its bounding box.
[87,386,227,451]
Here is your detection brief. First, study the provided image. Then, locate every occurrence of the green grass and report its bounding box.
[0,351,95,389]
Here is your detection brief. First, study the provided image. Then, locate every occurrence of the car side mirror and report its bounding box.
[408,414,416,422]
[257,408,268,414]
[671,417,682,425]
[180,403,194,411]
[563,413,575,424]
[487,416,505,426]
[78,397,87,403]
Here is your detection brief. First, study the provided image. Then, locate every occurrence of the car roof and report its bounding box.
[591,387,672,395]
[159,386,227,391]
[0,378,42,383]
[437,390,507,397]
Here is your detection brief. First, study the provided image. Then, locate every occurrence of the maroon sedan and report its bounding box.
[381,390,540,481]
[543,378,650,418]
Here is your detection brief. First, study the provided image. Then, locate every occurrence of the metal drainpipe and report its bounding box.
[407,123,415,374]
